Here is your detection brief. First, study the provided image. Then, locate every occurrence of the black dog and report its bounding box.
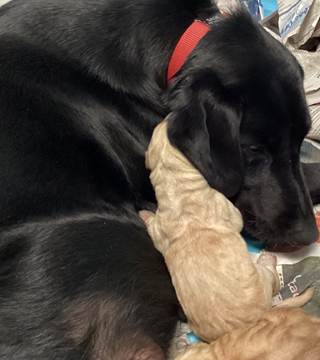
[0,0,319,359]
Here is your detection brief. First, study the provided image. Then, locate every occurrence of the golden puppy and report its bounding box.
[176,308,320,360]
[140,119,312,342]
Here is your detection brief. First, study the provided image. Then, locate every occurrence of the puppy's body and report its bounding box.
[142,120,279,341]
[176,308,320,360]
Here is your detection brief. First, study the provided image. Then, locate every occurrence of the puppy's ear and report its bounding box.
[167,76,243,198]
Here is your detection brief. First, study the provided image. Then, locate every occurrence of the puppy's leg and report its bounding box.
[139,210,166,253]
[277,287,315,308]
[256,253,280,295]
[257,252,277,268]
[257,253,314,308]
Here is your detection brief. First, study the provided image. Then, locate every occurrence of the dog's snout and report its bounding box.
[290,216,318,244]
[266,217,319,252]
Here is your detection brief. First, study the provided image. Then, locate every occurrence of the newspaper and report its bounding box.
[263,0,320,140]
[277,0,320,47]
[309,105,320,140]
[291,49,320,140]
[0,0,11,6]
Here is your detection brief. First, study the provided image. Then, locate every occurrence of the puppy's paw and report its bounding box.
[139,210,155,223]
[257,252,277,268]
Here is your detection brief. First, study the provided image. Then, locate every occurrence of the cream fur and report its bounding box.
[141,119,311,343]
[176,308,320,360]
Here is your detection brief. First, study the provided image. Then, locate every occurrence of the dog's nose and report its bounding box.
[290,219,319,245]
[266,218,319,252]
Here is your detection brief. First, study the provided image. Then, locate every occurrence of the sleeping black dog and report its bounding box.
[0,0,319,359]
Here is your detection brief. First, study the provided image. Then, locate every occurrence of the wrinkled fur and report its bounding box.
[141,120,275,341]
[141,119,313,342]
[176,308,320,360]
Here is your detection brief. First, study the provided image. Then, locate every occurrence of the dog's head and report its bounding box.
[167,9,318,250]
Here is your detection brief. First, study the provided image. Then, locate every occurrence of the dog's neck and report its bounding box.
[4,1,223,117]
[147,122,243,235]
[34,1,218,114]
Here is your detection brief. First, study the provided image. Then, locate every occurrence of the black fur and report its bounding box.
[166,10,319,250]
[0,0,318,358]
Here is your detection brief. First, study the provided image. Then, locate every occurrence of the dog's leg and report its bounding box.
[64,294,166,360]
[0,215,178,359]
[133,345,165,360]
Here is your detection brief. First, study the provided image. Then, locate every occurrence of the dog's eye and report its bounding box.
[241,144,266,156]
[243,145,269,169]
[249,145,264,153]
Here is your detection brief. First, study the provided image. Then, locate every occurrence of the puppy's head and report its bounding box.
[167,7,318,250]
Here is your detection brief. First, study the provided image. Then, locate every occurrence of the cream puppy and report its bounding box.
[176,308,320,360]
[140,119,312,342]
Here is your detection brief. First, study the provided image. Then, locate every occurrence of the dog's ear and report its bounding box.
[167,76,243,198]
[184,0,219,20]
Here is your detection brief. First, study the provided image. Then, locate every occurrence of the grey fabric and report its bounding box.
[279,257,320,317]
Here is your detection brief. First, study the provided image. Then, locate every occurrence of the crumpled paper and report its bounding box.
[292,49,320,140]
[278,0,320,48]
[263,0,320,140]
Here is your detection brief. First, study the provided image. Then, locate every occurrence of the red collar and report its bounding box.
[167,20,210,83]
